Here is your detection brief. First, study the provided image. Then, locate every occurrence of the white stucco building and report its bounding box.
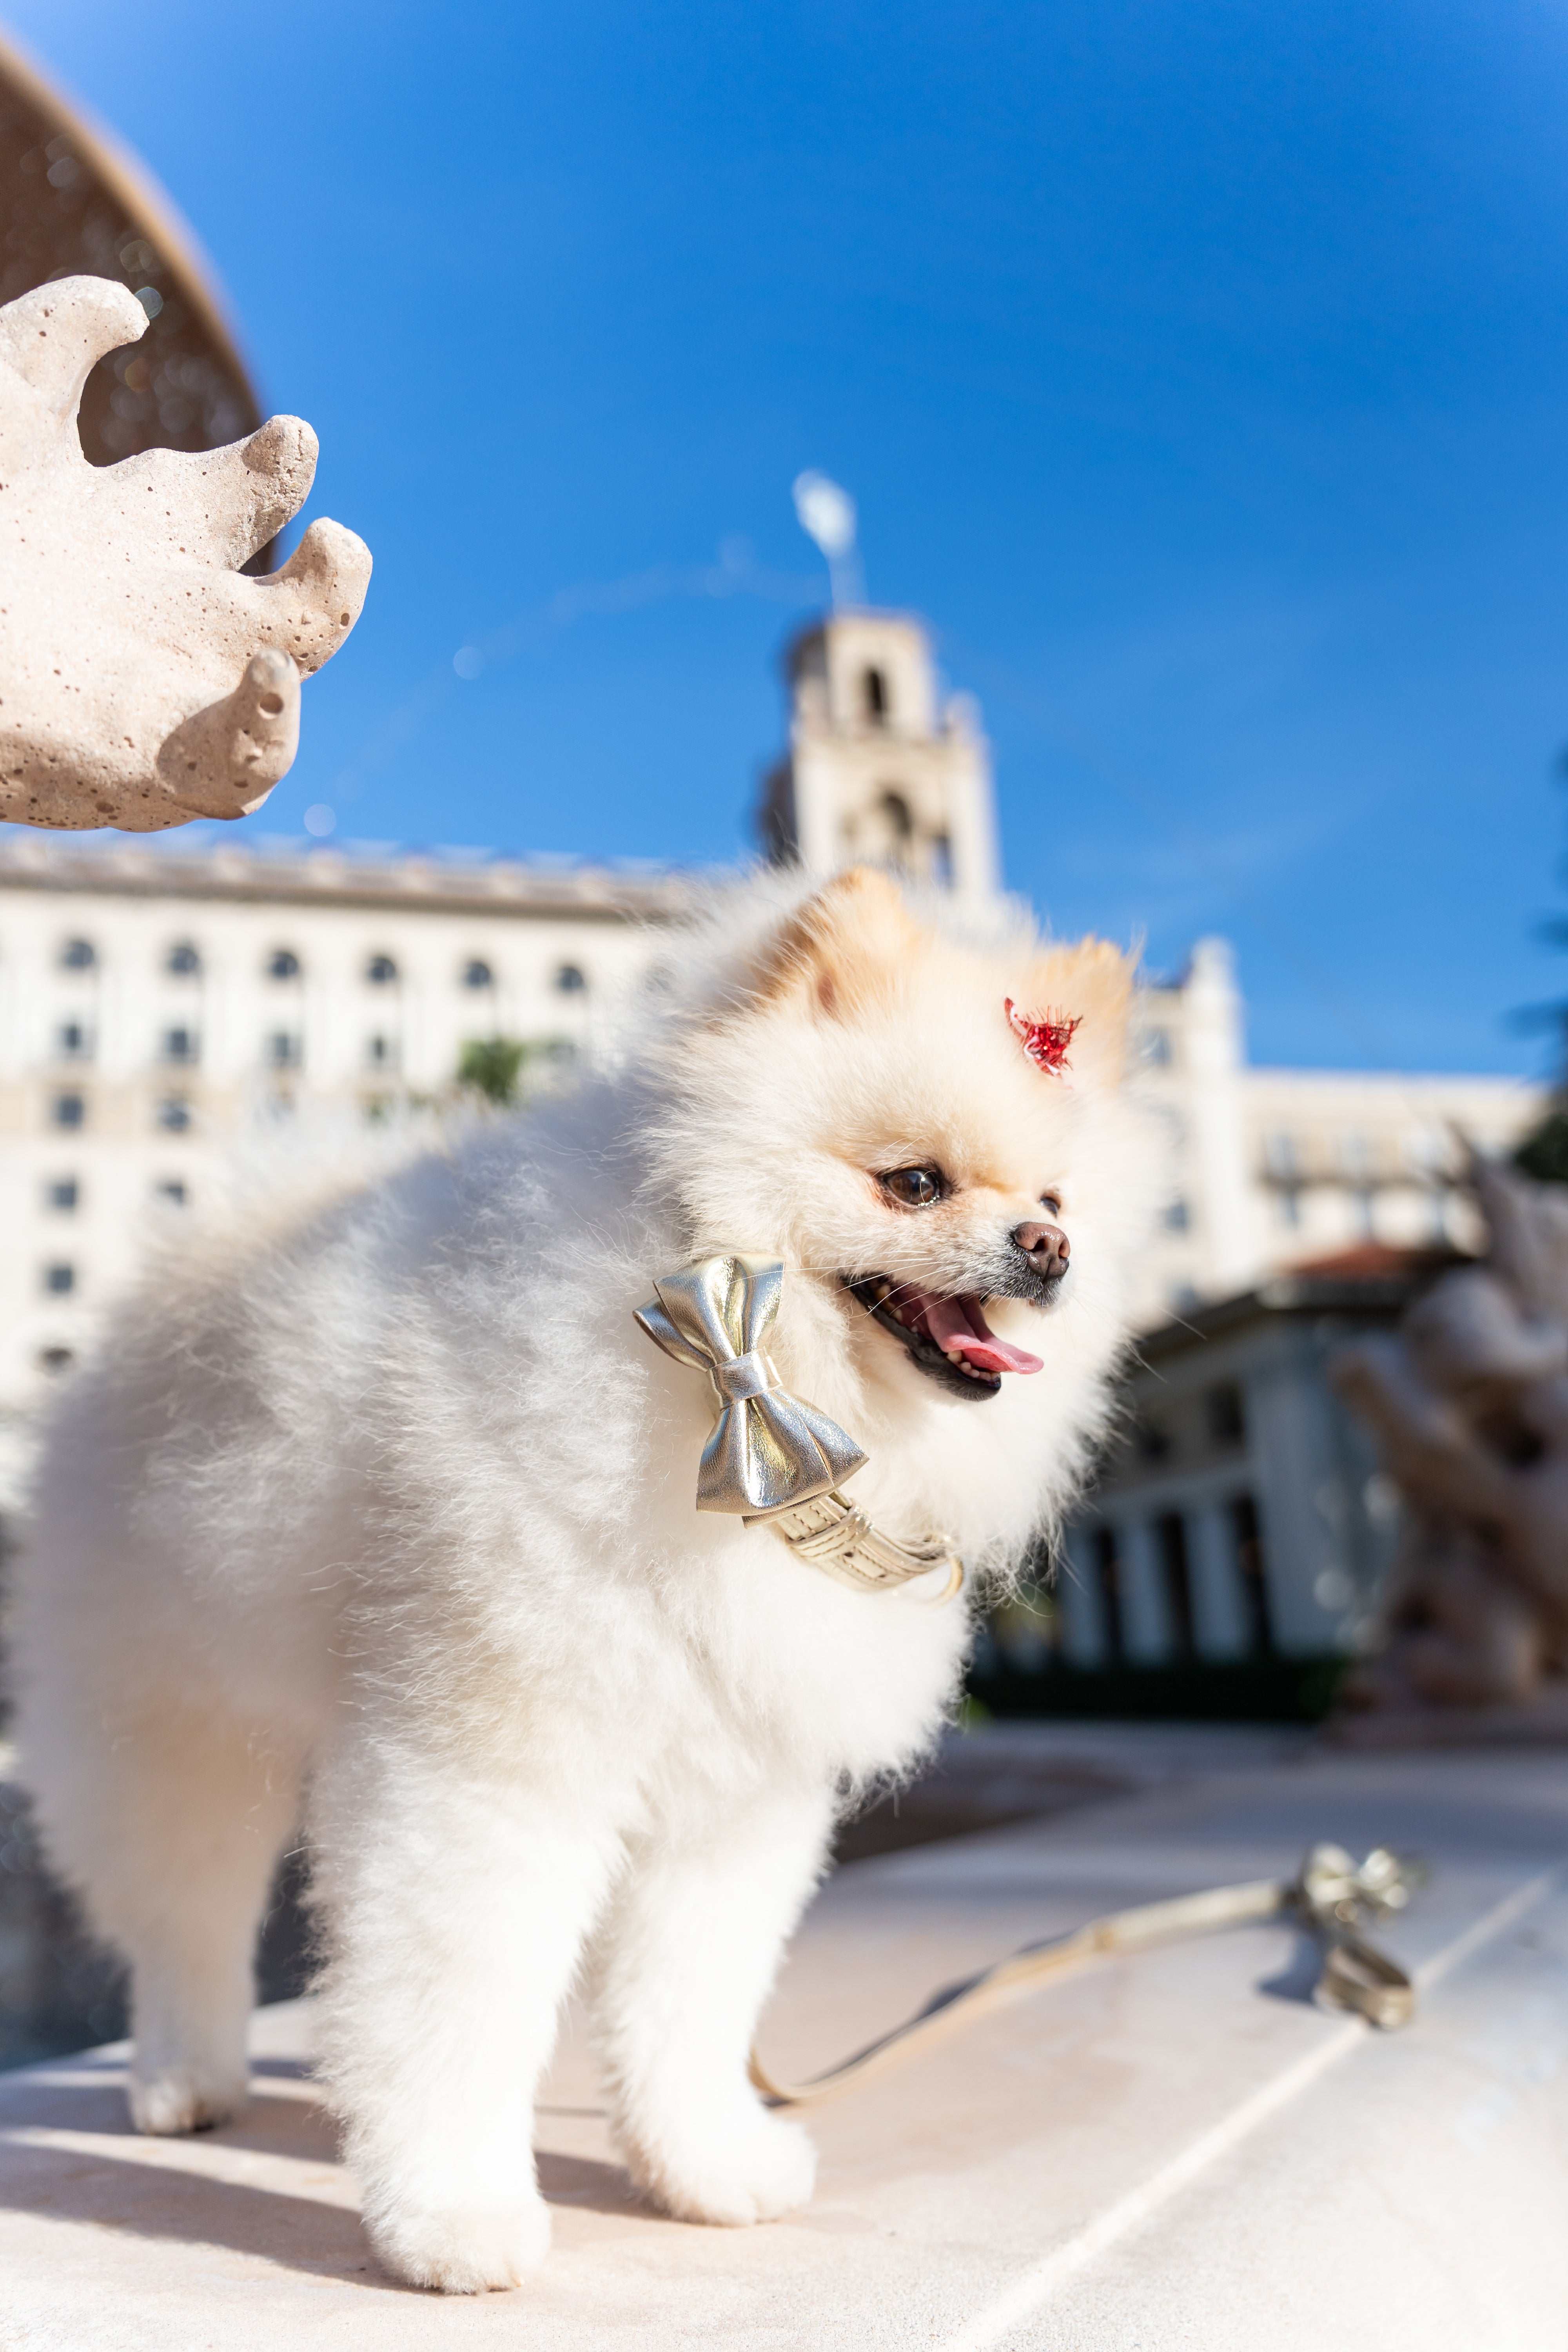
[0,835,684,1431]
[1045,1264,1410,1680]
[0,603,1544,1460]
[1126,938,1540,1328]
[759,610,1000,900]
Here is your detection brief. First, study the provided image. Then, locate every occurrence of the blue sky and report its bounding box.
[13,0,1568,1073]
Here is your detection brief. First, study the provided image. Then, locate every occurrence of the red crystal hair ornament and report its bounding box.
[1005,998,1081,1074]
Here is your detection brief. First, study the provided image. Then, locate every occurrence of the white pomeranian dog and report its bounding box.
[9,866,1154,2292]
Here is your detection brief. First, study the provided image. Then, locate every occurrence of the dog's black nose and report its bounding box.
[1013,1220,1070,1279]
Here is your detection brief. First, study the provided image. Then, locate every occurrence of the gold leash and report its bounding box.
[750,1843,1421,2107]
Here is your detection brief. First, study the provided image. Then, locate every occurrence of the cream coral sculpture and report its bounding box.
[0,275,370,829]
[1332,1157,1568,1712]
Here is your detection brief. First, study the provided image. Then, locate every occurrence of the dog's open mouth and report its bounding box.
[847,1277,1044,1403]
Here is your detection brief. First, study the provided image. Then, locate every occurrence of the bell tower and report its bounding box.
[758,610,1001,903]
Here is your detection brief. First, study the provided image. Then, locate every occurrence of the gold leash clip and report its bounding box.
[1290,1842,1424,2030]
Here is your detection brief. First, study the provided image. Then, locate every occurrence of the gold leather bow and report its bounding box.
[635,1255,868,1518]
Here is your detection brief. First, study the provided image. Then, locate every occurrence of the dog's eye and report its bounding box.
[1040,1192,1062,1216]
[879,1166,946,1209]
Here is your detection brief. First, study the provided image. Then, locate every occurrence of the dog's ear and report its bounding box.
[751,866,922,1018]
[1020,937,1138,1079]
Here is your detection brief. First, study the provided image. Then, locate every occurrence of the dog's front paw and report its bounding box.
[367,2196,552,2294]
[128,2067,246,2135]
[632,2108,817,2227]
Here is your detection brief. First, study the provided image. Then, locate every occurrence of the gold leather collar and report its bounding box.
[635,1253,964,1599]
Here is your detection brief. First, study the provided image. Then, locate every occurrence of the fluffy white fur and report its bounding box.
[9,867,1156,2293]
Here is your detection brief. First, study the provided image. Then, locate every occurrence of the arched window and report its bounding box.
[554,964,587,995]
[878,788,913,841]
[59,937,96,971]
[267,948,302,982]
[366,953,399,986]
[165,941,201,977]
[863,667,889,723]
[462,958,494,991]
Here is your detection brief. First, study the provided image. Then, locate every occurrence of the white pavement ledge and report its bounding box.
[3,1738,1566,2351]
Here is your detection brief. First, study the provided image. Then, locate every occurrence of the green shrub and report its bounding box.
[456,1036,530,1105]
[1515,1109,1568,1186]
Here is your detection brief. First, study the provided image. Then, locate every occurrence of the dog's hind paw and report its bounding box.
[632,2109,817,2227]
[128,2067,247,2135]
[367,2196,552,2294]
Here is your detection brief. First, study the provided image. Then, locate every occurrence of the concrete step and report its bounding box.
[2,1737,1564,2349]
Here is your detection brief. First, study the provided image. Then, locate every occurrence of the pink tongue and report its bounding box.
[916,1292,1044,1376]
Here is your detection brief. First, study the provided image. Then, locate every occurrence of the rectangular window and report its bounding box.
[1264,1131,1298,1179]
[162,1027,199,1065]
[1229,1494,1274,1657]
[156,1098,192,1133]
[1154,1511,1196,1660]
[51,1093,85,1130]
[267,1032,303,1069]
[43,1263,75,1296]
[1092,1525,1125,1665]
[55,1021,92,1061]
[45,1178,79,1213]
[1205,1381,1245,1448]
[1405,1123,1446,1176]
